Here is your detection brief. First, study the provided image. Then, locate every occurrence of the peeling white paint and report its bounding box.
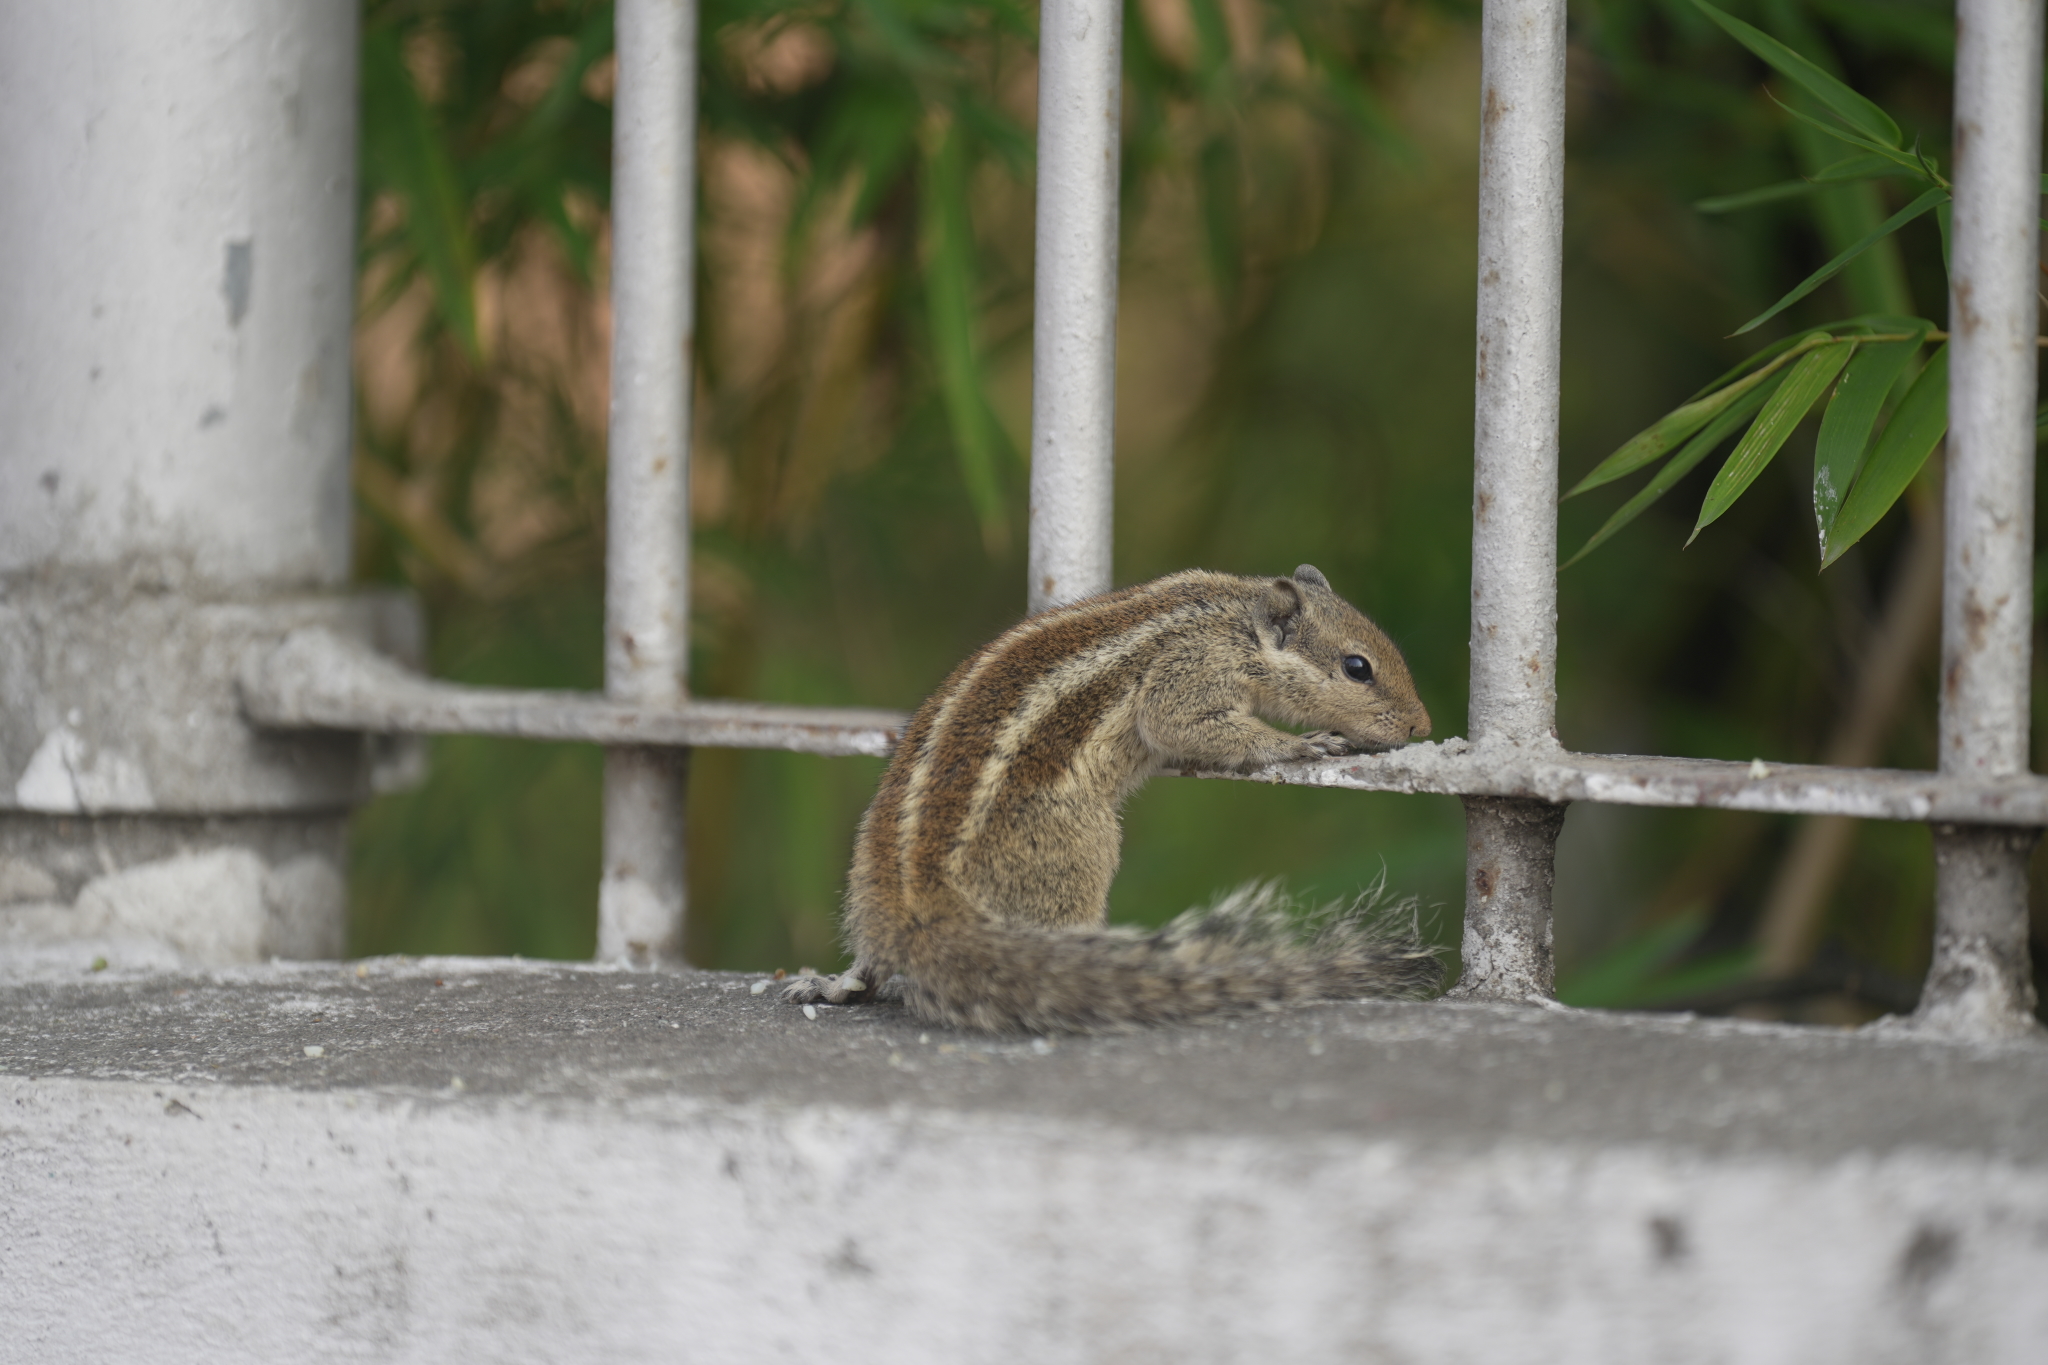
[13,725,155,812]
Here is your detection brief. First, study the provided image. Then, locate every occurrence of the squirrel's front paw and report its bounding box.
[1298,730,1357,759]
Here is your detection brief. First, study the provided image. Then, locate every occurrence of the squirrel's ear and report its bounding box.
[1292,564,1330,591]
[1264,577,1304,647]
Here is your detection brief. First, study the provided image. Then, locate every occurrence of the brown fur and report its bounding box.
[785,565,1440,1032]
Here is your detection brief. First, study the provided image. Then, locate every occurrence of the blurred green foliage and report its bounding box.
[348,0,2042,1019]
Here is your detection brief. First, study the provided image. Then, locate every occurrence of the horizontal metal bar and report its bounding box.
[241,628,903,758]
[1203,741,2048,827]
[243,630,2048,825]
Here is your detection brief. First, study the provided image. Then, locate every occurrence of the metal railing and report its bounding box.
[242,0,2046,1041]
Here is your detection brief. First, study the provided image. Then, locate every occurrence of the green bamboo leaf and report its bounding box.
[1809,341,1861,532]
[1691,0,1902,146]
[1770,96,1934,179]
[1562,378,1779,568]
[1684,328,1833,403]
[1812,323,1930,547]
[360,26,480,358]
[1810,153,1911,184]
[1695,181,1814,214]
[1569,335,1833,498]
[1834,313,1934,338]
[1732,187,1946,336]
[1564,389,1741,500]
[1690,344,1854,543]
[1824,345,1949,566]
[918,121,1007,551]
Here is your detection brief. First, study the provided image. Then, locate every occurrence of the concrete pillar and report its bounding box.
[0,4,415,975]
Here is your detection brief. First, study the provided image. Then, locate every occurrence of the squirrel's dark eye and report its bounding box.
[1343,655,1374,683]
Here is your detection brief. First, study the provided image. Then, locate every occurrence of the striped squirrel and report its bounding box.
[785,565,1440,1031]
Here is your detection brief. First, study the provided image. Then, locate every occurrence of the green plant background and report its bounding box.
[348,0,2044,1019]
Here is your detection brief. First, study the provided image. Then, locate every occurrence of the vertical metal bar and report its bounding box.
[1451,0,1570,1002]
[1026,0,1122,615]
[599,0,698,966]
[1916,0,2045,1038]
[1456,797,1569,999]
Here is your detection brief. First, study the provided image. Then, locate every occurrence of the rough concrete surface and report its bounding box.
[3,959,2046,1363]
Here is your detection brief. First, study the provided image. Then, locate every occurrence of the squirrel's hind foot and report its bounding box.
[781,961,902,1006]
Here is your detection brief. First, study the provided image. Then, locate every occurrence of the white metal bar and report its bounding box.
[600,0,699,966]
[1941,0,2042,783]
[1917,0,2046,1039]
[246,629,903,758]
[1453,0,1570,1001]
[245,630,2048,828]
[1219,744,2048,827]
[1026,0,1122,614]
[1468,0,1566,750]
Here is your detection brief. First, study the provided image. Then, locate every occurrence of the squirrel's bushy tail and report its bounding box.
[898,882,1443,1034]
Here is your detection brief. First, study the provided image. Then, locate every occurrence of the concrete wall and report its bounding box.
[4,963,2045,1363]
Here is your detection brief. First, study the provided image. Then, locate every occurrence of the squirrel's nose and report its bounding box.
[1409,712,1432,740]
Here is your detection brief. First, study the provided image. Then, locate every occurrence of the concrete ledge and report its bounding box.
[4,960,2046,1363]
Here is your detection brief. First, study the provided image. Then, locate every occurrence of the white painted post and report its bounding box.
[0,6,357,594]
[0,2,391,970]
[599,0,700,966]
[1451,0,1570,1001]
[1916,0,2045,1039]
[1027,0,1122,615]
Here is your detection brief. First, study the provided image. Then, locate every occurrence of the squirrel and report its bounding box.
[784,564,1441,1032]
